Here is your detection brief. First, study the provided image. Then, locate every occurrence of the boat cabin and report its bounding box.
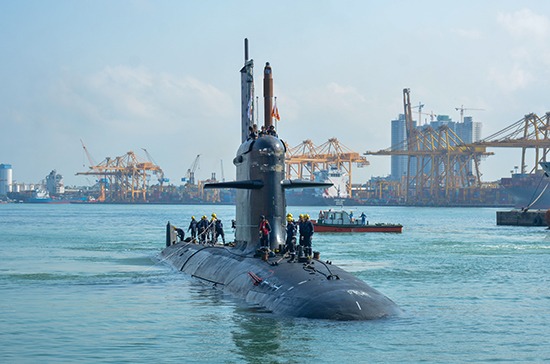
[318,210,360,225]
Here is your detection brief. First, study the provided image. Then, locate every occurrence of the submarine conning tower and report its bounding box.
[234,135,286,252]
[205,40,331,253]
[234,61,285,252]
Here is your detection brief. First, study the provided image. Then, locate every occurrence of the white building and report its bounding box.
[0,164,13,195]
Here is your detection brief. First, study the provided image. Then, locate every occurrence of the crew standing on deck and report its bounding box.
[301,214,314,258]
[215,218,225,244]
[297,214,305,247]
[285,213,297,254]
[197,215,208,243]
[209,213,218,243]
[259,215,272,249]
[188,216,198,242]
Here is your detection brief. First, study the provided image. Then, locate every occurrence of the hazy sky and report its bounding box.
[2,0,550,186]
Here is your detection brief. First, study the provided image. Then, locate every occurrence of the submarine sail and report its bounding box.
[160,39,400,320]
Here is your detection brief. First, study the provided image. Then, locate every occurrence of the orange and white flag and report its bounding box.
[271,100,280,121]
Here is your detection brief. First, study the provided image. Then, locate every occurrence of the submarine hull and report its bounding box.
[161,241,400,320]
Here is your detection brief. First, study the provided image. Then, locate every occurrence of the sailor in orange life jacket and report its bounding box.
[259,215,272,249]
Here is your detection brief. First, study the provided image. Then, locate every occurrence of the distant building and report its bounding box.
[45,170,65,195]
[390,114,416,181]
[390,114,482,180]
[0,164,13,195]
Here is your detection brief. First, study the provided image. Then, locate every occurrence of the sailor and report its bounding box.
[360,212,367,225]
[285,213,297,254]
[259,215,272,249]
[197,215,209,244]
[247,125,257,140]
[188,216,198,241]
[267,125,278,137]
[215,218,225,244]
[258,125,267,137]
[297,214,305,247]
[209,213,218,243]
[174,226,185,242]
[301,214,315,258]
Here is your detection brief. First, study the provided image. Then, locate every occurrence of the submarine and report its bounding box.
[160,39,400,320]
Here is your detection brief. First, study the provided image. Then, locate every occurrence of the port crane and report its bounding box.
[473,112,550,174]
[182,154,200,185]
[366,89,492,205]
[285,138,369,198]
[76,149,164,202]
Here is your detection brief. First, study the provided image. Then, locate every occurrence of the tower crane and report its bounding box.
[455,105,484,123]
[412,102,425,125]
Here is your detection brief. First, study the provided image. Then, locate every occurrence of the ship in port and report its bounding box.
[500,170,550,209]
[286,167,361,206]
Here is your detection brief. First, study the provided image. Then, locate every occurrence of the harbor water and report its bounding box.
[1,204,549,363]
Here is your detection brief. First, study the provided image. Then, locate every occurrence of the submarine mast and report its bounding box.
[240,38,254,143]
[263,62,273,129]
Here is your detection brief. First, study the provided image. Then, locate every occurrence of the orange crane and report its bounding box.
[76,149,164,202]
[285,138,369,197]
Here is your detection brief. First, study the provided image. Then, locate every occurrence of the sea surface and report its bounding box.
[1,203,549,363]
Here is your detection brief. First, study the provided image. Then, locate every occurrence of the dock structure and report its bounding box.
[496,209,549,226]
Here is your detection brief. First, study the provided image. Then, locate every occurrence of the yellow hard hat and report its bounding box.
[212,213,217,218]
[299,214,304,218]
[305,214,310,219]
[287,216,293,222]
[202,215,207,219]
[191,216,195,219]
[286,213,293,218]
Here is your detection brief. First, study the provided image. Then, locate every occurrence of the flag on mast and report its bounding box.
[271,97,280,121]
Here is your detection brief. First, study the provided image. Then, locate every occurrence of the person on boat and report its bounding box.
[259,215,272,249]
[360,212,367,225]
[188,216,198,241]
[285,213,297,254]
[209,213,218,243]
[267,125,278,137]
[258,125,267,137]
[318,210,324,223]
[301,214,315,258]
[349,211,354,222]
[215,218,225,244]
[247,125,257,140]
[174,226,185,242]
[197,215,209,243]
[297,214,305,247]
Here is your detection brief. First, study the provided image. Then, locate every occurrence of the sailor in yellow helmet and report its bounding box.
[188,216,198,241]
[285,213,297,255]
[197,215,208,243]
[301,213,314,258]
[209,213,218,243]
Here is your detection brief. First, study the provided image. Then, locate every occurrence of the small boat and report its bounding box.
[313,210,403,233]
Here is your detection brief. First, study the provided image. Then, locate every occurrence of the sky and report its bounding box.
[2,0,550,187]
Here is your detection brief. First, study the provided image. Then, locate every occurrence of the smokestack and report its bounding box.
[263,62,273,128]
[244,38,249,62]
